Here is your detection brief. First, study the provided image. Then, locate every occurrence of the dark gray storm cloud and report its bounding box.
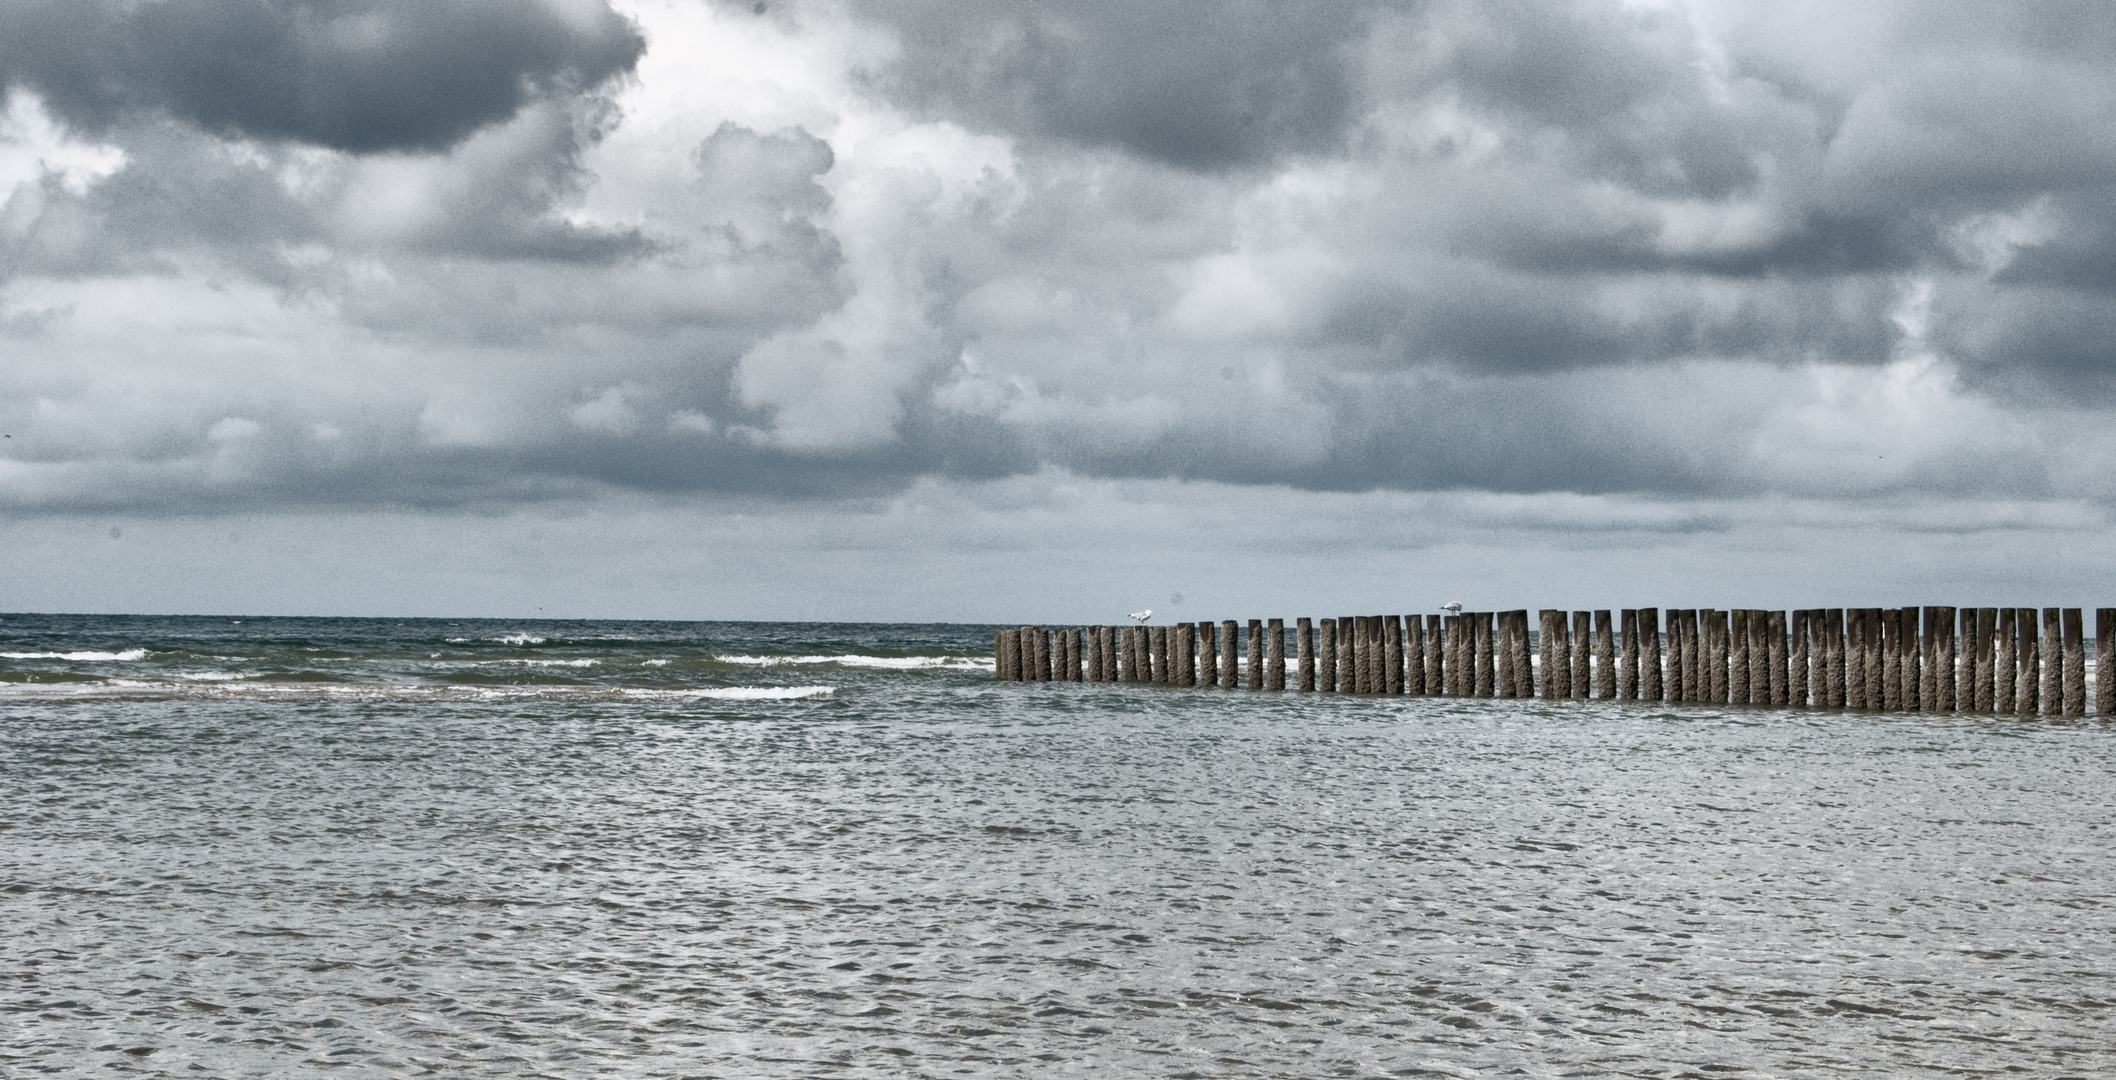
[864,0,1370,170]
[0,0,642,153]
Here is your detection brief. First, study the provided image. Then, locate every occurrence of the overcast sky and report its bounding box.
[4,0,2115,621]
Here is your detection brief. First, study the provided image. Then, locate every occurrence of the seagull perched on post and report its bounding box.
[1127,609,1153,623]
[1440,601,1463,614]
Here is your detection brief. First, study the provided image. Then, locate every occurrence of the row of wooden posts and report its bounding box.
[994,608,2115,718]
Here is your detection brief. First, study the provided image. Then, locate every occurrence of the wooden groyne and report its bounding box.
[995,608,2116,718]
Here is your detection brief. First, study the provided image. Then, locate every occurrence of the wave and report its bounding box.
[0,682,837,702]
[0,649,149,661]
[711,654,992,671]
[490,633,547,645]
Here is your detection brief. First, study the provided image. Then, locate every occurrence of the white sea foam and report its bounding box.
[497,658,601,668]
[0,649,149,661]
[175,671,260,682]
[642,659,671,667]
[712,654,992,671]
[0,681,837,702]
[492,633,547,645]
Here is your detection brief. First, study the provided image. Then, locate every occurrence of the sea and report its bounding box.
[2,614,2111,1078]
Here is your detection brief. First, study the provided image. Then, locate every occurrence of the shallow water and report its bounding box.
[3,616,2112,1077]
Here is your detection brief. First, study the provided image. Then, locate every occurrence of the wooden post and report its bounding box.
[1569,611,1591,700]
[1664,610,1686,702]
[1955,608,1978,713]
[1142,625,1161,684]
[1316,618,1335,692]
[1195,622,1215,688]
[2063,608,2086,718]
[1267,618,1287,691]
[1685,610,1706,703]
[2098,608,2115,717]
[1424,615,1444,695]
[1368,616,1388,694]
[1887,609,1904,711]
[1638,608,1662,701]
[1843,609,1866,709]
[1023,626,1045,681]
[1728,609,1750,704]
[1382,615,1403,694]
[1345,616,1364,693]
[1406,616,1426,695]
[1590,610,1613,699]
[1538,611,1560,699]
[1297,618,1315,692]
[2040,608,2061,715]
[1993,609,2016,715]
[1760,610,1783,705]
[1441,615,1459,695]
[1865,609,1885,709]
[1216,620,1236,689]
[1787,610,1808,706]
[1473,612,1495,697]
[996,629,1017,680]
[1701,610,1725,704]
[1934,607,1956,710]
[1919,608,1940,711]
[2016,608,2038,717]
[1617,609,1639,700]
[1495,613,1518,698]
[1898,609,1919,711]
[1183,623,1202,686]
[1246,619,1264,691]
[1963,609,1980,711]
[1815,609,1841,707]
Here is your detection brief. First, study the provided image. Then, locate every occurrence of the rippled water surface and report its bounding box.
[3,615,2112,1077]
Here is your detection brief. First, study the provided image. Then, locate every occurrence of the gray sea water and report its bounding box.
[3,615,2112,1077]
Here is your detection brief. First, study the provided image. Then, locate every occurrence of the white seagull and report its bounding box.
[1440,601,1463,613]
[1127,609,1153,623]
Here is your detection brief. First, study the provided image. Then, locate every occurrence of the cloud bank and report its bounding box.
[3,0,2115,545]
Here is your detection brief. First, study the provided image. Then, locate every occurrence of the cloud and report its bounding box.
[0,0,644,154]
[5,0,2116,529]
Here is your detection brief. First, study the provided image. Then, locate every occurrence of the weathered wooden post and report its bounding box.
[1593,610,1614,699]
[1617,609,1639,700]
[1638,608,1663,701]
[1787,610,1809,706]
[2063,608,2086,718]
[1316,618,1336,692]
[1344,616,1363,693]
[1098,625,1116,682]
[1993,609,2016,714]
[1440,615,1458,695]
[1215,620,1236,689]
[1975,607,1998,712]
[2098,608,2115,717]
[1495,613,1518,698]
[1297,618,1315,692]
[2016,608,2038,717]
[2039,608,2061,715]
[1763,610,1786,704]
[996,629,1017,680]
[1194,622,1215,688]
[1246,619,1265,691]
[1368,616,1388,694]
[1569,611,1591,700]
[1184,623,1203,686]
[1935,607,1957,710]
[1879,610,1901,711]
[1702,610,1726,704]
[1142,625,1161,684]
[1919,608,1941,711]
[1861,610,1883,708]
[1538,611,1560,700]
[1684,610,1706,702]
[1816,609,1842,707]
[1474,612,1496,697]
[1664,610,1687,702]
[1267,618,1287,691]
[1843,609,1867,709]
[1727,610,1750,704]
[1382,615,1404,694]
[1424,615,1444,694]
[1956,608,1978,712]
[1415,616,1428,690]
[1901,607,1921,709]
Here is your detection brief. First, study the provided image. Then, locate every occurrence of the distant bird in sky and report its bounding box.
[1128,609,1152,623]
[1441,601,1463,613]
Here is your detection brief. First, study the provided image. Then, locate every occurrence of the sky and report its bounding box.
[3,0,2116,622]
